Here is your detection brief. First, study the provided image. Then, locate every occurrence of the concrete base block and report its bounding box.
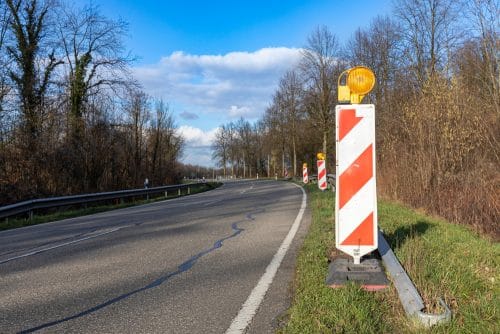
[325,258,389,291]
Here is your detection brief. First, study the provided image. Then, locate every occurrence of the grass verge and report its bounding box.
[0,182,221,231]
[280,183,499,333]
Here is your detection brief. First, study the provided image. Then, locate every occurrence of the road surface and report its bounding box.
[0,180,309,333]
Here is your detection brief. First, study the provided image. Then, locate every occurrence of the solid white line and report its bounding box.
[0,227,123,264]
[225,183,307,334]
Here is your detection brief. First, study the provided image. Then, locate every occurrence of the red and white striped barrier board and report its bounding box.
[335,104,377,264]
[317,159,327,191]
[303,166,308,184]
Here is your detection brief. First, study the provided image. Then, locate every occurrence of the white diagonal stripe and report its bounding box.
[337,178,375,243]
[338,115,374,175]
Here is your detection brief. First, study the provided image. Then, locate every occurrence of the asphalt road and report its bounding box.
[0,180,309,333]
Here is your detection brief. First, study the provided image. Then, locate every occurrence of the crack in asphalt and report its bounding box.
[18,209,263,334]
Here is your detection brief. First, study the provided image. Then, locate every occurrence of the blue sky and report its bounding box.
[74,0,393,166]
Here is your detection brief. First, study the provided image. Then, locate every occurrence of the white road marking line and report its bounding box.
[0,227,123,264]
[225,183,307,334]
[239,184,255,194]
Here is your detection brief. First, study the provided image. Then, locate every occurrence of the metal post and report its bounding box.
[178,188,181,196]
[267,154,270,177]
[165,191,168,198]
[188,187,190,195]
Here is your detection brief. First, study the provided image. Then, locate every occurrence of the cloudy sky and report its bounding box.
[75,0,392,166]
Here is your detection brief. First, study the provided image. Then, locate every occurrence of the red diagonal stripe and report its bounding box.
[318,162,326,178]
[339,144,373,209]
[339,109,363,141]
[340,212,374,246]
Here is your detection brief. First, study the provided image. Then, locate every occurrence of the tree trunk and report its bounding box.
[323,129,328,158]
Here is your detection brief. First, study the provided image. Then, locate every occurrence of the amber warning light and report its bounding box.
[338,66,376,104]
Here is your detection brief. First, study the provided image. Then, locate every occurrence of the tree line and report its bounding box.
[0,0,184,205]
[212,0,499,237]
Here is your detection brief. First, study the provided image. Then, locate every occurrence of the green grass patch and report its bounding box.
[280,184,499,333]
[1,182,221,231]
[379,200,499,333]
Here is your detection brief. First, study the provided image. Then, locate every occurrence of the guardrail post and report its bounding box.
[188,186,190,195]
[178,188,181,196]
[29,210,33,221]
[165,191,168,198]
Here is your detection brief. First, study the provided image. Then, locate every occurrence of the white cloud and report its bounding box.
[178,125,218,148]
[133,47,303,166]
[177,126,219,167]
[133,47,302,119]
[228,105,253,118]
[181,146,215,167]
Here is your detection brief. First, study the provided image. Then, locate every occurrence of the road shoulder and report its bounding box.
[246,200,312,333]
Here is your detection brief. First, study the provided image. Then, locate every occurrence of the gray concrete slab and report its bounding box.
[326,257,389,291]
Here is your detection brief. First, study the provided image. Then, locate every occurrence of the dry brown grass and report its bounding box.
[377,76,500,240]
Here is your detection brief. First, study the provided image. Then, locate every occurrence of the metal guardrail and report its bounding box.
[0,182,210,221]
[378,230,451,327]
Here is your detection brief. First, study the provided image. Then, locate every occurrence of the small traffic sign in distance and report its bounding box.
[335,104,377,264]
[303,163,308,184]
[317,159,327,191]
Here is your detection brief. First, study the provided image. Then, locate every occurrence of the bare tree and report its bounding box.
[465,0,499,114]
[224,122,239,177]
[346,16,402,105]
[5,0,63,193]
[0,3,10,116]
[394,0,464,84]
[235,118,254,177]
[264,92,289,177]
[124,89,150,185]
[299,26,341,158]
[58,3,133,140]
[212,126,229,177]
[277,70,303,177]
[0,2,13,152]
[6,0,62,143]
[148,99,183,184]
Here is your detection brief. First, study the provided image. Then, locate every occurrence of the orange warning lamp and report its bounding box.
[317,152,326,160]
[338,66,375,104]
